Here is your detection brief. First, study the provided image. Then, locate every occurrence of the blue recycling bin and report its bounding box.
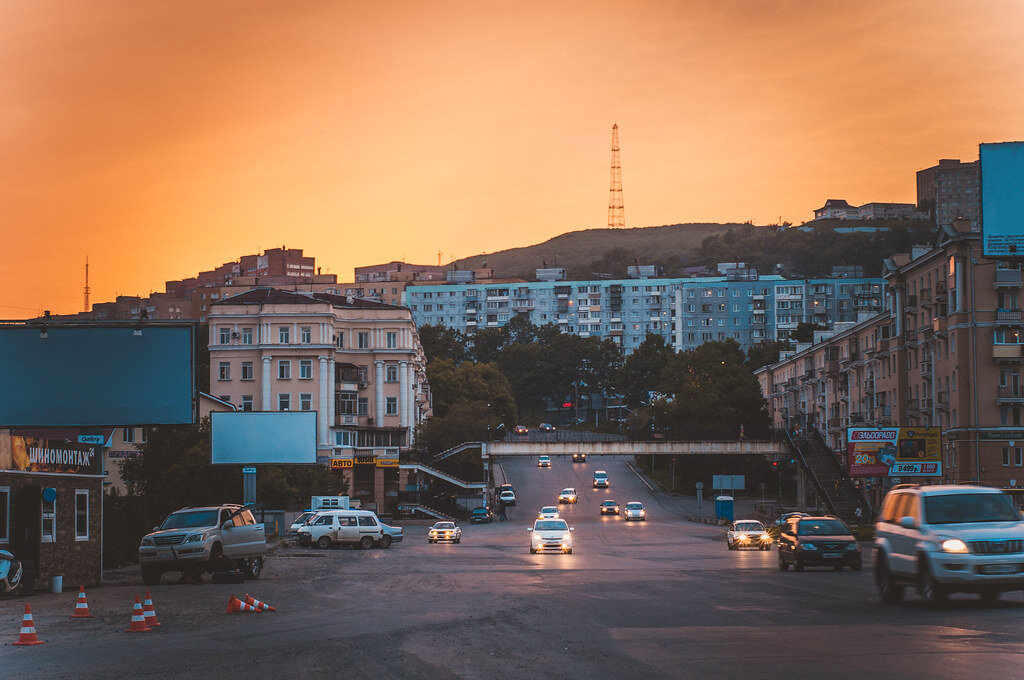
[715,495,734,522]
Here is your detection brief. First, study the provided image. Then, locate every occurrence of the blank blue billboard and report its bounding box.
[210,411,318,465]
[0,324,195,427]
[981,141,1024,257]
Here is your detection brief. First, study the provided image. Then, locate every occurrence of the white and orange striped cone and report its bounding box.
[125,595,153,633]
[244,594,276,612]
[142,591,161,627]
[70,585,94,619]
[13,603,44,646]
[226,595,262,613]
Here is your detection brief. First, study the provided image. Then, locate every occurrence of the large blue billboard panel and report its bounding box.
[0,324,195,427]
[210,411,318,465]
[981,141,1024,257]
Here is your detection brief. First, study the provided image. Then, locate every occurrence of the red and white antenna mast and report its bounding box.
[607,123,625,228]
[84,256,91,312]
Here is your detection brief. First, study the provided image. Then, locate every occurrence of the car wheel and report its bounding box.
[378,535,393,549]
[980,589,1000,603]
[530,547,537,554]
[317,536,333,549]
[794,558,804,572]
[727,542,734,550]
[834,565,843,571]
[241,557,263,580]
[778,552,789,571]
[455,537,461,544]
[851,560,862,571]
[209,542,230,571]
[141,566,162,586]
[359,536,374,550]
[566,548,572,554]
[919,558,947,608]
[877,559,903,604]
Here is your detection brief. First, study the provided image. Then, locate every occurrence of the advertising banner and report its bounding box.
[847,427,942,477]
[1,433,101,475]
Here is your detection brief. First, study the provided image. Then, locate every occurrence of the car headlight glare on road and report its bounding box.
[801,543,818,551]
[941,539,969,554]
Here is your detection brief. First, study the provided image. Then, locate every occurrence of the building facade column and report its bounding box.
[375,360,385,425]
[328,357,336,445]
[318,356,329,445]
[261,355,272,411]
[399,360,410,438]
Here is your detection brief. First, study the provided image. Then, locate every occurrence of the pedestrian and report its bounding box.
[833,479,840,494]
[497,498,506,521]
[854,506,864,521]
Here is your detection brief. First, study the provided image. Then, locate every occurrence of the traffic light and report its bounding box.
[772,460,779,469]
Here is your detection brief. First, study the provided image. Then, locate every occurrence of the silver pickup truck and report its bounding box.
[138,504,267,585]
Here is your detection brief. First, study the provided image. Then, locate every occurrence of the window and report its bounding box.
[241,362,253,380]
[300,360,312,379]
[386,365,398,382]
[0,487,9,543]
[42,494,56,543]
[241,395,253,411]
[278,394,291,411]
[358,397,368,415]
[75,490,89,541]
[218,362,230,380]
[141,428,149,444]
[279,326,290,344]
[386,397,398,415]
[387,332,397,349]
[123,427,135,443]
[358,332,369,349]
[241,327,253,345]
[300,393,312,411]
[335,430,356,447]
[219,327,231,344]
[336,332,344,348]
[278,360,291,380]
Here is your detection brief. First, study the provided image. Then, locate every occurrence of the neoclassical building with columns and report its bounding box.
[208,288,431,507]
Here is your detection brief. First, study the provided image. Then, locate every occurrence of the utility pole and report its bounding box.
[608,124,625,228]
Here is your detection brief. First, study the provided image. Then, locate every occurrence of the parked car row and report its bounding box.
[290,509,402,550]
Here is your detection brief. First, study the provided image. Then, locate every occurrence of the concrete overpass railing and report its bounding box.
[484,440,784,457]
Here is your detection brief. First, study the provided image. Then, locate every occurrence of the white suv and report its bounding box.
[874,484,1024,606]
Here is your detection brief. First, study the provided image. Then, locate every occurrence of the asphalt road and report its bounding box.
[3,454,1024,679]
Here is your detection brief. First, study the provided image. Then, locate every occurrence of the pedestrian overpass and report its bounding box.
[482,440,784,459]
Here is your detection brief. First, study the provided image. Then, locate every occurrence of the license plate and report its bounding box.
[981,564,1016,575]
[822,552,842,559]
[158,552,172,558]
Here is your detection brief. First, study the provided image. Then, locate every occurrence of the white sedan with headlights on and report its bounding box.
[528,519,574,554]
[428,521,462,544]
[623,502,647,521]
[727,519,772,550]
[538,506,560,519]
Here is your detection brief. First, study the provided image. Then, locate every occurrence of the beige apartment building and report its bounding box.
[207,288,431,508]
[757,220,1024,507]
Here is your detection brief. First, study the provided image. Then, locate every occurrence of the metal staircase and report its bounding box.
[782,429,871,525]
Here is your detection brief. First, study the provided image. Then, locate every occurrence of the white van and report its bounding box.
[296,509,390,550]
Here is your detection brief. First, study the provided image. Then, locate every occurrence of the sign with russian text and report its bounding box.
[375,458,399,468]
[2,434,100,474]
[847,427,941,477]
[331,459,354,469]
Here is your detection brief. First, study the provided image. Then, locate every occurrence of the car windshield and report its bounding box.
[472,508,488,515]
[294,512,315,525]
[434,523,456,530]
[735,522,764,532]
[501,492,515,498]
[160,509,220,530]
[602,501,617,506]
[797,519,849,536]
[535,520,569,532]
[924,493,1019,524]
[626,503,643,510]
[561,489,574,494]
[541,507,557,513]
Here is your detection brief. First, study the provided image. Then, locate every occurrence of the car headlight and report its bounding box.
[738,534,748,541]
[845,542,859,551]
[760,535,772,542]
[186,532,206,543]
[801,543,818,551]
[941,539,969,554]
[140,537,153,546]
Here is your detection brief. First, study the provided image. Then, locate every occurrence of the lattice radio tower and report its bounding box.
[83,256,90,312]
[607,123,625,227]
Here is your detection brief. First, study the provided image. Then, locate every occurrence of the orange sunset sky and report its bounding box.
[2,0,1023,317]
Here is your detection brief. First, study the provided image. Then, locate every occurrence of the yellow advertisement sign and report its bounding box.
[375,459,399,468]
[330,459,353,469]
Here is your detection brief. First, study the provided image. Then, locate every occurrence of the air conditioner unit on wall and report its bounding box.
[358,381,368,389]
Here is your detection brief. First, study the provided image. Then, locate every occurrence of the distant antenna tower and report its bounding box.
[83,256,91,312]
[607,123,625,228]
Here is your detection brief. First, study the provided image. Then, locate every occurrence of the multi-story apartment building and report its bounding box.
[757,219,1024,505]
[813,199,925,221]
[406,269,884,353]
[208,289,431,506]
[916,158,981,228]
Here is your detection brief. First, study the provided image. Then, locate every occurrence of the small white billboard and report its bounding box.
[211,411,317,465]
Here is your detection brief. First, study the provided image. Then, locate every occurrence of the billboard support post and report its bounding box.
[243,467,257,505]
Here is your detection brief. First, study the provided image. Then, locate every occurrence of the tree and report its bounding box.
[745,340,794,370]
[614,334,675,407]
[791,322,827,344]
[418,359,517,453]
[469,326,509,364]
[418,324,468,363]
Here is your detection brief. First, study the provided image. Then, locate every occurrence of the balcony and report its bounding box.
[826,360,840,375]
[920,397,933,410]
[936,391,950,411]
[994,269,1023,288]
[905,294,918,311]
[997,385,1024,404]
[919,360,933,377]
[993,344,1024,362]
[906,400,921,414]
[997,309,1023,326]
[932,317,947,335]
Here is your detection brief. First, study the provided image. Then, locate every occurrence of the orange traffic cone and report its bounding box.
[142,591,161,627]
[13,603,44,646]
[244,594,276,612]
[226,595,262,613]
[125,595,153,633]
[70,585,94,619]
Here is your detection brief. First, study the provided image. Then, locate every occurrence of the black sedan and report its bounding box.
[778,516,862,571]
[470,507,494,524]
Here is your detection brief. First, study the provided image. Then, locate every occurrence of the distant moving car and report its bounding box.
[428,522,462,544]
[528,519,574,554]
[593,471,609,488]
[288,511,317,538]
[778,515,861,571]
[470,507,494,524]
[572,452,588,462]
[538,506,560,519]
[514,425,529,435]
[727,520,771,550]
[539,423,556,432]
[380,523,404,544]
[624,502,646,521]
[558,488,578,504]
[498,483,515,496]
[600,499,621,515]
[538,455,552,468]
[499,490,517,507]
